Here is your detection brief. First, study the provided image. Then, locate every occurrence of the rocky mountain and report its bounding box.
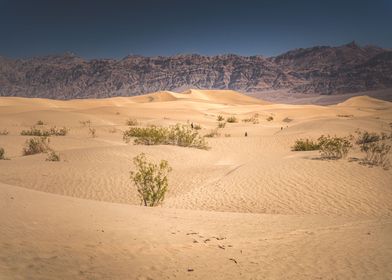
[0,42,391,99]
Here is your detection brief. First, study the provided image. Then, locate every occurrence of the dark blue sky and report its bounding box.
[0,0,391,58]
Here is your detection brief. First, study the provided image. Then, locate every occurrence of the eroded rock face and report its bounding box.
[0,42,391,99]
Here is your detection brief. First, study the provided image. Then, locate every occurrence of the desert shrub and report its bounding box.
[123,124,208,149]
[126,118,138,126]
[361,142,391,168]
[217,122,226,128]
[337,114,354,118]
[36,120,45,125]
[266,116,274,121]
[292,139,320,151]
[193,124,202,130]
[217,115,224,121]
[21,126,68,136]
[22,137,50,156]
[89,127,97,138]
[242,114,259,124]
[318,135,352,159]
[282,117,293,123]
[0,147,5,160]
[227,116,238,123]
[355,130,381,145]
[80,120,91,127]
[130,153,172,207]
[0,129,9,135]
[46,150,60,162]
[204,128,220,138]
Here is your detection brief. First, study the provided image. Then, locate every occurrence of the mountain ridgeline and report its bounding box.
[1,42,391,99]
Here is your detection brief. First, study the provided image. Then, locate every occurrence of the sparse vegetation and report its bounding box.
[337,114,354,118]
[292,139,320,151]
[355,130,392,168]
[242,114,259,124]
[22,137,51,156]
[130,153,172,207]
[282,117,293,123]
[318,135,352,159]
[0,147,5,160]
[204,128,220,138]
[123,124,208,150]
[79,120,91,127]
[0,129,9,135]
[36,120,45,125]
[217,122,226,128]
[266,116,274,121]
[227,116,238,123]
[46,150,60,162]
[89,127,97,138]
[126,118,139,126]
[21,126,68,136]
[217,115,224,121]
[193,124,202,130]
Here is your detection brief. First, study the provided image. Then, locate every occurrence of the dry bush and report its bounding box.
[204,128,220,138]
[123,124,209,150]
[0,147,5,160]
[242,114,259,124]
[193,124,202,130]
[318,135,352,159]
[226,116,238,123]
[292,139,320,151]
[46,150,60,162]
[130,153,172,207]
[22,137,51,156]
[217,122,226,128]
[0,129,9,135]
[89,127,97,138]
[282,117,293,123]
[337,114,354,118]
[126,118,139,126]
[36,120,45,125]
[266,116,274,121]
[217,115,224,121]
[361,142,391,169]
[79,120,91,127]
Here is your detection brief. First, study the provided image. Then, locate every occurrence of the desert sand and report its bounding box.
[1,89,392,279]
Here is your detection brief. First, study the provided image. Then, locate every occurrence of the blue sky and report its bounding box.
[0,0,391,58]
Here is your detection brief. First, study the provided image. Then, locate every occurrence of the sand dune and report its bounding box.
[1,90,392,279]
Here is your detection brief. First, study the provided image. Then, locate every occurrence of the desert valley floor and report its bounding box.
[0,89,392,279]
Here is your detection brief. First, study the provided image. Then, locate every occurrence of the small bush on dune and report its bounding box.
[204,128,220,138]
[0,129,9,135]
[22,137,51,156]
[292,139,320,151]
[193,124,202,130]
[46,150,60,162]
[126,118,139,126]
[362,142,391,169]
[282,117,293,123]
[0,147,5,160]
[318,135,352,159]
[266,116,274,121]
[130,153,172,207]
[355,130,381,145]
[226,116,238,123]
[89,127,97,138]
[123,124,208,149]
[217,115,224,121]
[242,114,259,124]
[80,120,91,127]
[36,120,45,125]
[21,126,68,136]
[217,122,226,128]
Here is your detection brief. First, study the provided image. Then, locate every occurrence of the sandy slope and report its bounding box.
[0,90,392,279]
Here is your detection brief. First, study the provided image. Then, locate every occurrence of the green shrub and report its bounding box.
[217,122,226,128]
[292,139,320,151]
[126,118,138,126]
[123,124,208,150]
[217,115,224,121]
[22,137,50,156]
[46,150,60,162]
[130,153,172,207]
[318,135,352,159]
[21,126,68,136]
[227,116,238,123]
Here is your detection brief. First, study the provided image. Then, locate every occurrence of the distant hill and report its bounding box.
[1,42,391,99]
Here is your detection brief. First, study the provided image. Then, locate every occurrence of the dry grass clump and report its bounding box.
[204,128,220,138]
[22,137,51,156]
[292,139,320,151]
[226,116,238,123]
[126,118,139,126]
[282,117,293,123]
[46,150,60,162]
[36,120,45,125]
[242,114,259,124]
[130,153,172,207]
[217,122,226,128]
[89,127,97,138]
[21,126,69,136]
[123,124,209,150]
[217,115,224,121]
[0,147,6,160]
[318,135,352,159]
[266,116,274,121]
[80,120,91,127]
[193,124,202,130]
[337,114,354,118]
[0,129,9,135]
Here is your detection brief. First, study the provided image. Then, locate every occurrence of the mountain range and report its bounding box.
[0,41,391,99]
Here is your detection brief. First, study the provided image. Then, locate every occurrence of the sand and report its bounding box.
[0,89,392,279]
